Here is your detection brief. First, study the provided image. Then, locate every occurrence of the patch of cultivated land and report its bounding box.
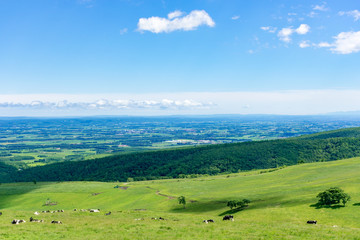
[1,158,360,239]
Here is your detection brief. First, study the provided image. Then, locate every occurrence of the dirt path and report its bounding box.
[156,191,175,200]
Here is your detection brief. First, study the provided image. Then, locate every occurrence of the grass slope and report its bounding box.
[1,157,360,239]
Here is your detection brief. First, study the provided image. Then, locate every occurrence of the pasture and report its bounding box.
[1,157,360,239]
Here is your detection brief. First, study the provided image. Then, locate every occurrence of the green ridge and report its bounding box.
[5,127,360,182]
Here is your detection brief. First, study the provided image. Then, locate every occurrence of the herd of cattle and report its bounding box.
[0,210,317,225]
[4,209,103,225]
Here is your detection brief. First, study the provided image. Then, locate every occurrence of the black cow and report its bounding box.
[51,220,62,224]
[203,219,215,223]
[307,220,317,224]
[223,215,234,221]
[105,211,111,215]
[12,219,26,224]
[30,217,43,223]
[0,211,2,216]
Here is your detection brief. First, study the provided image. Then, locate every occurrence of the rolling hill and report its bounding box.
[1,157,360,239]
[2,127,360,183]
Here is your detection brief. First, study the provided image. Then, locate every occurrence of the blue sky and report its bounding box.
[1,0,360,116]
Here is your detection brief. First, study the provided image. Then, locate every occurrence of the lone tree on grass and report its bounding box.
[178,196,186,209]
[317,187,351,206]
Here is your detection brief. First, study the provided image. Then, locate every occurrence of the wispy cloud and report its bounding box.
[78,0,94,7]
[231,15,240,20]
[313,3,329,12]
[137,10,215,33]
[299,40,310,48]
[168,10,184,19]
[260,26,277,33]
[316,42,332,48]
[119,28,128,35]
[339,10,360,21]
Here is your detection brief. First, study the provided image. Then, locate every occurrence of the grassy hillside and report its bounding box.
[1,158,360,239]
[5,127,360,183]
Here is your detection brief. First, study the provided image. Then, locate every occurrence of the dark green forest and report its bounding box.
[2,127,360,183]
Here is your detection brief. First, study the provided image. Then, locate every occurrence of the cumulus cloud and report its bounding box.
[330,31,360,54]
[339,10,360,21]
[137,10,215,33]
[295,24,310,35]
[277,24,310,42]
[278,27,294,42]
[310,31,360,54]
[0,99,214,111]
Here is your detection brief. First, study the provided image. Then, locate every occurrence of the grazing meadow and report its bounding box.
[1,157,360,239]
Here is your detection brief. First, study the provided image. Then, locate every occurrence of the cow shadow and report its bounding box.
[309,203,345,209]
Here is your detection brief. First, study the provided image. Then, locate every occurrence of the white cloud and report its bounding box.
[0,98,213,111]
[137,10,215,33]
[313,3,328,11]
[317,42,332,48]
[331,31,360,54]
[3,90,360,116]
[260,26,277,33]
[168,10,184,19]
[277,24,310,42]
[339,10,360,21]
[299,40,310,48]
[119,28,128,35]
[278,27,294,42]
[308,11,317,18]
[295,24,310,35]
[311,31,360,54]
[231,15,240,20]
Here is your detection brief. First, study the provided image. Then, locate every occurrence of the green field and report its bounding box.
[1,157,360,239]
